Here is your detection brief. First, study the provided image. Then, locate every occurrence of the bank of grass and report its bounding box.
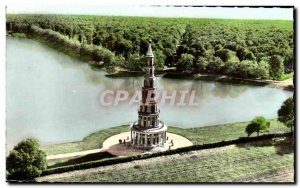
[163,72,294,87]
[10,32,27,38]
[168,120,289,145]
[47,137,294,182]
[278,73,294,81]
[42,120,289,156]
[42,125,129,156]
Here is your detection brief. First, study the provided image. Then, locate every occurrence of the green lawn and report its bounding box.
[42,120,289,156]
[168,120,289,145]
[42,125,129,156]
[10,32,27,38]
[278,73,294,81]
[52,137,294,182]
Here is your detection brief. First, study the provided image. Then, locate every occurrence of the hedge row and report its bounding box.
[8,23,115,66]
[42,132,292,176]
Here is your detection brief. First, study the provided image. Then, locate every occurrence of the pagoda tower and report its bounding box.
[130,40,167,148]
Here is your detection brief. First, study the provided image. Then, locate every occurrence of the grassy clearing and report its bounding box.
[168,120,289,145]
[278,73,294,81]
[10,32,27,38]
[42,125,129,156]
[42,120,289,156]
[51,137,294,182]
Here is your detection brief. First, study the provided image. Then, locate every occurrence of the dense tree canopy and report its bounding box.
[176,20,293,79]
[269,55,285,79]
[177,53,194,72]
[6,14,294,79]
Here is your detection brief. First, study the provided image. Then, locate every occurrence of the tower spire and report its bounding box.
[146,40,154,58]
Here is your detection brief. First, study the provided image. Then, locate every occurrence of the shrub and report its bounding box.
[245,116,270,136]
[253,60,270,79]
[207,56,225,73]
[6,138,47,181]
[236,60,258,78]
[223,60,239,75]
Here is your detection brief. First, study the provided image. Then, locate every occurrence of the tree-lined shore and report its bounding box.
[6,15,294,80]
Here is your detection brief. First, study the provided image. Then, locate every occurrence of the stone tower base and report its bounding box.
[130,120,167,149]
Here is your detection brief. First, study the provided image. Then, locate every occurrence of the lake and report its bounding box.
[6,37,293,149]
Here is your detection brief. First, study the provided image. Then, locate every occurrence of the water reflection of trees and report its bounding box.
[212,82,248,98]
[158,78,248,101]
[81,68,248,101]
[82,68,142,93]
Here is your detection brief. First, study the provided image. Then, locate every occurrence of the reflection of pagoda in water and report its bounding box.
[130,40,167,148]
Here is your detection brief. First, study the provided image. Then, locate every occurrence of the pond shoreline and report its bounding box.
[8,34,293,91]
[41,119,289,156]
[105,70,294,91]
[163,72,294,91]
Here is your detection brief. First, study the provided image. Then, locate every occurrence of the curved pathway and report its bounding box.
[47,132,193,160]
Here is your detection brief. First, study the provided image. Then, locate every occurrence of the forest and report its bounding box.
[6,14,294,80]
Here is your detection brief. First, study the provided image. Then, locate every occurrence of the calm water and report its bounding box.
[6,37,293,149]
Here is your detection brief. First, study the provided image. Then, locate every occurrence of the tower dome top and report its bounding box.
[146,40,154,58]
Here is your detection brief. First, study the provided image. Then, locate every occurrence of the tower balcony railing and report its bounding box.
[137,109,160,115]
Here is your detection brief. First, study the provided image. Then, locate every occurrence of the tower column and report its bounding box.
[158,134,161,145]
[150,134,153,146]
[137,133,140,147]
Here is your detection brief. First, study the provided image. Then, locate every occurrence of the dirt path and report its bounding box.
[46,132,193,160]
[269,77,293,89]
[46,148,104,160]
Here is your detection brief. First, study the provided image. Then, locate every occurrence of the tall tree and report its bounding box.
[278,97,294,132]
[245,116,270,136]
[177,53,194,73]
[269,55,284,80]
[154,50,166,71]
